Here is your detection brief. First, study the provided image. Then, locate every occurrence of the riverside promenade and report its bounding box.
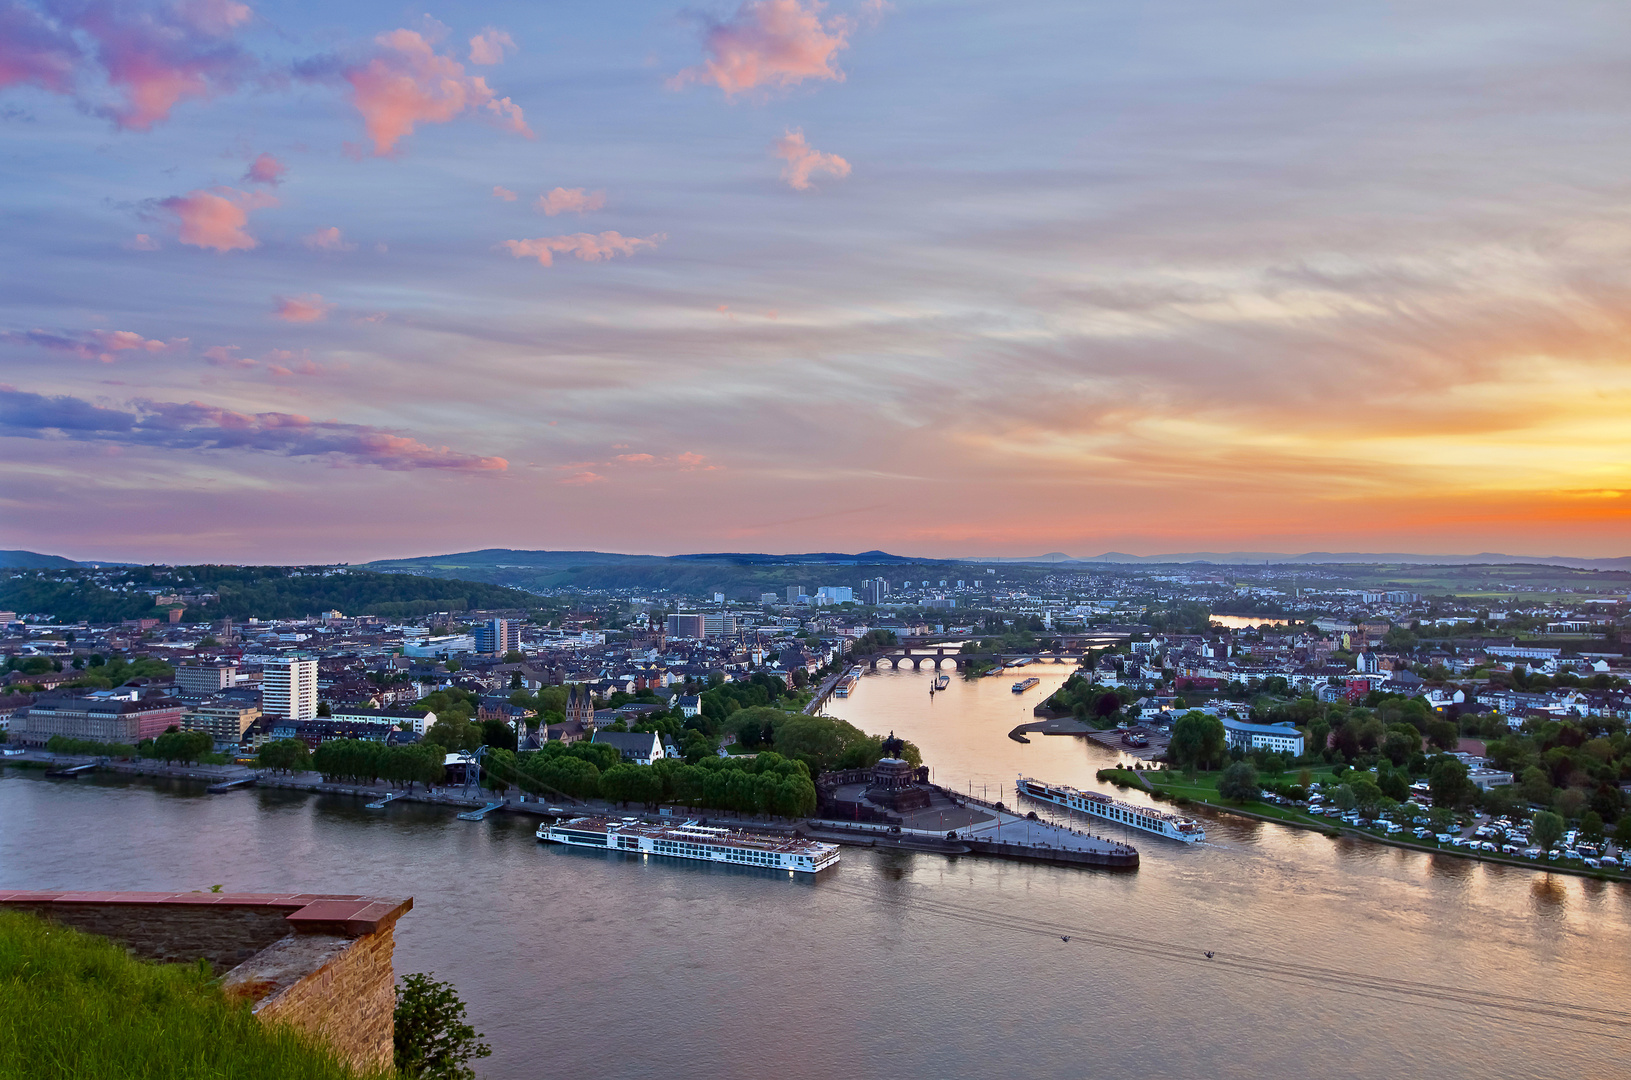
[6,750,1133,867]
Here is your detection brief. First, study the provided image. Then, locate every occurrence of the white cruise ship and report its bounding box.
[539,817,841,874]
[1018,777,1205,843]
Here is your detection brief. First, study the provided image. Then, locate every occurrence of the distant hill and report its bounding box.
[966,551,1631,571]
[0,566,548,623]
[365,548,999,597]
[0,550,82,569]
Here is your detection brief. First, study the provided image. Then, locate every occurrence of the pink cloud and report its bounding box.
[0,3,81,94]
[773,128,850,190]
[244,151,286,185]
[615,453,655,463]
[343,28,531,155]
[0,0,256,129]
[492,185,517,201]
[176,0,252,35]
[559,471,604,485]
[302,226,355,251]
[536,187,606,216]
[502,231,663,267]
[203,344,256,367]
[75,0,255,131]
[670,0,852,97]
[272,293,333,322]
[468,28,515,65]
[3,327,184,363]
[0,386,506,472]
[126,233,161,250]
[158,186,277,252]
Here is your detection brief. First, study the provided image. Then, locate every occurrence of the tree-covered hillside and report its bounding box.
[0,566,545,623]
[364,548,1039,598]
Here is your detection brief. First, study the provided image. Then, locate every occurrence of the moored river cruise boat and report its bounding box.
[1017,776,1205,843]
[539,817,841,874]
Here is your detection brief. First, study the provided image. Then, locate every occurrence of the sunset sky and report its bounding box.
[3,0,1629,564]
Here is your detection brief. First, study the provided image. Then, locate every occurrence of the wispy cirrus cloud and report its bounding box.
[341,28,530,155]
[501,231,662,267]
[272,293,333,322]
[772,128,849,190]
[2,327,185,362]
[0,386,507,472]
[670,0,855,98]
[157,186,277,251]
[536,187,605,215]
[467,27,514,66]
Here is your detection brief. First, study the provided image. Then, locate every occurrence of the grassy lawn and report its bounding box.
[1096,766,1340,829]
[0,910,379,1080]
[1096,768,1630,881]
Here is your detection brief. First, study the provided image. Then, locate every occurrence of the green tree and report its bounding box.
[1580,810,1605,844]
[1218,761,1260,802]
[394,973,491,1080]
[255,738,310,774]
[1350,778,1384,817]
[1530,810,1564,854]
[1428,757,1474,810]
[1332,784,1357,812]
[1518,766,1553,807]
[1169,712,1227,771]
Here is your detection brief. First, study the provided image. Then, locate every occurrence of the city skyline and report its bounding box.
[4,0,1630,564]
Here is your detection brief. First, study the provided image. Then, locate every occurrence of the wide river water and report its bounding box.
[3,664,1628,1079]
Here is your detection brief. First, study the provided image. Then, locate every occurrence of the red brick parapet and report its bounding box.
[0,891,411,1072]
[0,891,411,936]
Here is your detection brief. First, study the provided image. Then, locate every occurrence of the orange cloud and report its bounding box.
[243,152,286,185]
[559,471,604,485]
[773,128,850,190]
[272,293,334,322]
[344,29,531,155]
[468,28,515,65]
[671,0,852,97]
[502,231,663,267]
[492,185,517,201]
[536,187,606,216]
[302,226,356,251]
[159,187,277,252]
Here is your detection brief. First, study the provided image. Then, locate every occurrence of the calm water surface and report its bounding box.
[2,665,1627,1080]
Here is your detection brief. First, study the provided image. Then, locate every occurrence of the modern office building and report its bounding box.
[174,664,238,698]
[786,585,805,604]
[183,700,262,748]
[473,618,516,656]
[261,655,319,721]
[702,612,737,638]
[666,613,706,639]
[863,579,890,605]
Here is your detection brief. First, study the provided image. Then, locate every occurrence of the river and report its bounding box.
[2,668,1627,1079]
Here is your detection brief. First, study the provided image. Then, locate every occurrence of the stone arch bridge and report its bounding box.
[863,648,1087,672]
